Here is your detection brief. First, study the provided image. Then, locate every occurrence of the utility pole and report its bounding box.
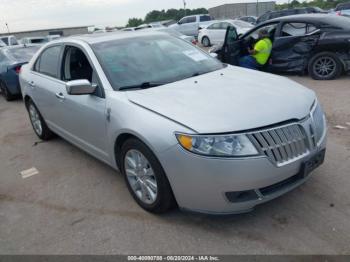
[5,23,10,34]
[183,0,187,16]
[256,0,259,17]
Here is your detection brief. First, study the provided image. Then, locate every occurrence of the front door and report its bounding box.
[270,22,320,72]
[57,45,108,161]
[221,26,241,65]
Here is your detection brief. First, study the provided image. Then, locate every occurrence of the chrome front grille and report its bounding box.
[247,124,309,166]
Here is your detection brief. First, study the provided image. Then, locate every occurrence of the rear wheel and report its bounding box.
[201,36,211,47]
[26,100,54,140]
[308,52,342,80]
[120,138,176,213]
[0,82,15,101]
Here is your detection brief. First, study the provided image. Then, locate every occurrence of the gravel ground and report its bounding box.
[0,75,349,255]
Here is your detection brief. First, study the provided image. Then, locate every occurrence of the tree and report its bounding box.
[126,18,144,27]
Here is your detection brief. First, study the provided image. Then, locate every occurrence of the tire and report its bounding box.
[308,52,343,80]
[0,81,15,101]
[26,99,54,140]
[120,138,176,213]
[201,36,211,47]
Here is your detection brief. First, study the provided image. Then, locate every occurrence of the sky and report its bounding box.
[0,0,290,33]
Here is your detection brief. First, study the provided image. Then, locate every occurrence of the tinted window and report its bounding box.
[281,23,307,37]
[35,45,61,78]
[92,35,223,90]
[186,16,196,23]
[1,37,9,45]
[200,15,211,22]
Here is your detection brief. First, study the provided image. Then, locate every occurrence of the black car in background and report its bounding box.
[257,7,324,24]
[213,14,350,80]
[335,2,350,16]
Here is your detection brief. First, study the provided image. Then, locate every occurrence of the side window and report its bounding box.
[35,45,61,78]
[208,22,221,30]
[281,23,307,37]
[220,22,231,30]
[200,15,211,22]
[307,24,318,34]
[1,37,9,45]
[10,37,18,46]
[187,16,196,23]
[226,27,238,45]
[245,23,278,41]
[61,46,103,97]
[178,17,186,24]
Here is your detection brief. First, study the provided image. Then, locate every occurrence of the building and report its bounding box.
[0,26,92,39]
[209,1,276,19]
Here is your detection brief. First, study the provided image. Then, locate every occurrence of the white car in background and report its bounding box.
[198,19,253,47]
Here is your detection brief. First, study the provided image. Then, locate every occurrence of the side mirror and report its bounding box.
[66,79,97,95]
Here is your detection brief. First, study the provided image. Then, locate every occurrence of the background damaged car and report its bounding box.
[212,14,350,80]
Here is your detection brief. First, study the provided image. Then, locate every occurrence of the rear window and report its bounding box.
[6,46,41,62]
[1,37,8,45]
[200,15,211,22]
[31,38,47,44]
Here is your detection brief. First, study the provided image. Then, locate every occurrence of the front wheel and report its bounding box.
[201,36,211,47]
[120,138,176,213]
[308,52,342,80]
[26,100,54,140]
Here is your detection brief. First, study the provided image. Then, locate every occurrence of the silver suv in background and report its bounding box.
[0,35,19,46]
[169,14,213,36]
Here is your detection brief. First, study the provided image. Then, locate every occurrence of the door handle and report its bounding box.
[55,92,65,100]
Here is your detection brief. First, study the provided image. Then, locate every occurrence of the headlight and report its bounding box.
[176,133,259,157]
[312,100,326,145]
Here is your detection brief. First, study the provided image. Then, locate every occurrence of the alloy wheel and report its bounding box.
[202,37,210,47]
[124,149,158,205]
[29,104,43,136]
[313,56,336,79]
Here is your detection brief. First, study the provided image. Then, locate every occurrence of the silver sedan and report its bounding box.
[19,31,327,214]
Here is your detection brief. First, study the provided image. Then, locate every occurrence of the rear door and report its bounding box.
[270,22,320,72]
[205,22,223,45]
[29,44,65,126]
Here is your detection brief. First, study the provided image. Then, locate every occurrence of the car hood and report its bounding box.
[126,66,315,133]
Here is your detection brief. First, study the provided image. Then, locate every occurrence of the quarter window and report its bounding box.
[35,45,61,78]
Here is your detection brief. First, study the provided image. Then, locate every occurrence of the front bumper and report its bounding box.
[158,132,327,215]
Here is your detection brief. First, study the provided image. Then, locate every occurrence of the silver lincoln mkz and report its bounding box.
[20,31,327,214]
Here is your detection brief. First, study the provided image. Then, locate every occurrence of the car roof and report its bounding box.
[264,13,348,24]
[54,30,168,45]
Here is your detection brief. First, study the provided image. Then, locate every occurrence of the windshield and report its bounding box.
[92,35,224,90]
[6,46,41,62]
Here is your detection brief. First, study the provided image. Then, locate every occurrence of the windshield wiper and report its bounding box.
[119,82,167,91]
